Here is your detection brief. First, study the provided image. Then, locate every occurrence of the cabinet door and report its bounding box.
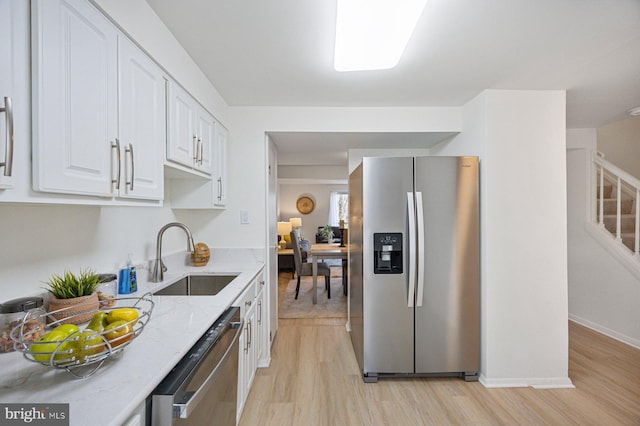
[167,81,197,169]
[255,286,265,366]
[118,37,165,200]
[195,107,214,175]
[238,300,256,419]
[0,0,28,192]
[32,0,117,197]
[256,273,271,367]
[214,124,228,206]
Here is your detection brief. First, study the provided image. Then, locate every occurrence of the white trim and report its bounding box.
[479,375,574,389]
[584,222,640,280]
[569,316,640,350]
[278,178,348,185]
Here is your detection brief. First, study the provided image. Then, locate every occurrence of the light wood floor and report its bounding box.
[240,274,640,425]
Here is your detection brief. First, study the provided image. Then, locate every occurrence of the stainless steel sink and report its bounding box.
[154,274,238,296]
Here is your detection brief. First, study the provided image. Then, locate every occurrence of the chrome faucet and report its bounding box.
[150,222,196,282]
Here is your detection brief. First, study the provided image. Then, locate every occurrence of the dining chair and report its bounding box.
[290,231,332,299]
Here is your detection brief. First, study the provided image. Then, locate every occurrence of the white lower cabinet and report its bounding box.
[256,276,268,368]
[236,270,267,422]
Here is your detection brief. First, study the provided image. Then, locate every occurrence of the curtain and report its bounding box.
[328,191,341,226]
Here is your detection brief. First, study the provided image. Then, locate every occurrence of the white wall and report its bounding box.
[433,90,571,388]
[278,165,347,181]
[348,148,431,173]
[596,115,640,179]
[278,183,348,241]
[566,129,640,348]
[93,0,228,126]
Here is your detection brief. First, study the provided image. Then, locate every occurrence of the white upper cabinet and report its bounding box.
[196,108,215,175]
[166,81,196,169]
[117,36,165,200]
[31,0,164,202]
[32,0,117,197]
[0,0,29,193]
[167,80,213,175]
[169,119,230,209]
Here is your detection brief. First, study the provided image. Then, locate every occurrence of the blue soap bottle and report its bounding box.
[127,254,137,293]
[118,263,131,294]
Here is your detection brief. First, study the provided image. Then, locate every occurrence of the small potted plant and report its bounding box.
[319,224,335,243]
[44,269,101,325]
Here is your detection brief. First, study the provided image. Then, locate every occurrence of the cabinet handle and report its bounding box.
[198,137,203,166]
[193,134,198,164]
[258,300,262,325]
[111,139,121,190]
[125,143,134,191]
[0,97,14,177]
[245,300,252,307]
[217,177,223,201]
[244,323,249,353]
[248,319,252,349]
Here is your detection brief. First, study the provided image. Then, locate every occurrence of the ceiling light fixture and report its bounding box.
[628,106,640,116]
[334,0,428,72]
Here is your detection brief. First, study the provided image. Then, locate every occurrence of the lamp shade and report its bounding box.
[289,217,302,228]
[277,221,292,236]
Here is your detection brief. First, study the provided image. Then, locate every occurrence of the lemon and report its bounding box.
[106,308,138,325]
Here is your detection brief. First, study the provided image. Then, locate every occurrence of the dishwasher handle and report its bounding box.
[173,319,243,419]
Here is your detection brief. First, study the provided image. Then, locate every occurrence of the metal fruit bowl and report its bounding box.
[10,292,154,379]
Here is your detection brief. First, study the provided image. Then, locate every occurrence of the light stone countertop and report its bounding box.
[0,249,264,426]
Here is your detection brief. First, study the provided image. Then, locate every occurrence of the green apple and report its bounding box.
[29,330,67,363]
[51,323,79,336]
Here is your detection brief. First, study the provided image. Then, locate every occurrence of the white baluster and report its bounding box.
[635,188,639,256]
[598,165,604,228]
[616,177,622,241]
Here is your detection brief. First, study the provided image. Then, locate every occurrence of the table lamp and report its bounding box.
[289,217,302,240]
[277,221,292,249]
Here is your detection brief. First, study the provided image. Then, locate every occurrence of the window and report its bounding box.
[328,191,349,227]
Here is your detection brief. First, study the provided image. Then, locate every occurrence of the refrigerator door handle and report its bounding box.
[407,192,416,308]
[415,191,425,307]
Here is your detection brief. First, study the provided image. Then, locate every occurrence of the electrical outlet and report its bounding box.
[240,209,250,224]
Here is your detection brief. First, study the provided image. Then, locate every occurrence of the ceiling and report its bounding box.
[146,0,640,165]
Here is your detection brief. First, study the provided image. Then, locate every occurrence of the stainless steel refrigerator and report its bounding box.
[349,156,479,382]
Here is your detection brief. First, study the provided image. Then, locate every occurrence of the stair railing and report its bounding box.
[592,151,640,256]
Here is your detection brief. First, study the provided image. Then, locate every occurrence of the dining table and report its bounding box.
[310,243,348,304]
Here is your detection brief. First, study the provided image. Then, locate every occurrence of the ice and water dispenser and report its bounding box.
[373,233,403,274]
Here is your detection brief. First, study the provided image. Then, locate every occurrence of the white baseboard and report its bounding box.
[569,315,640,350]
[479,374,574,389]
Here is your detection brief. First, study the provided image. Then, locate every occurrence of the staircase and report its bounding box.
[592,151,640,258]
[597,180,637,251]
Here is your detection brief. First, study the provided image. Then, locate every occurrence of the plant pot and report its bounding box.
[47,292,100,325]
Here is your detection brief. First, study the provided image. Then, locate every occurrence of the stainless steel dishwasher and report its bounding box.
[149,306,242,426]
